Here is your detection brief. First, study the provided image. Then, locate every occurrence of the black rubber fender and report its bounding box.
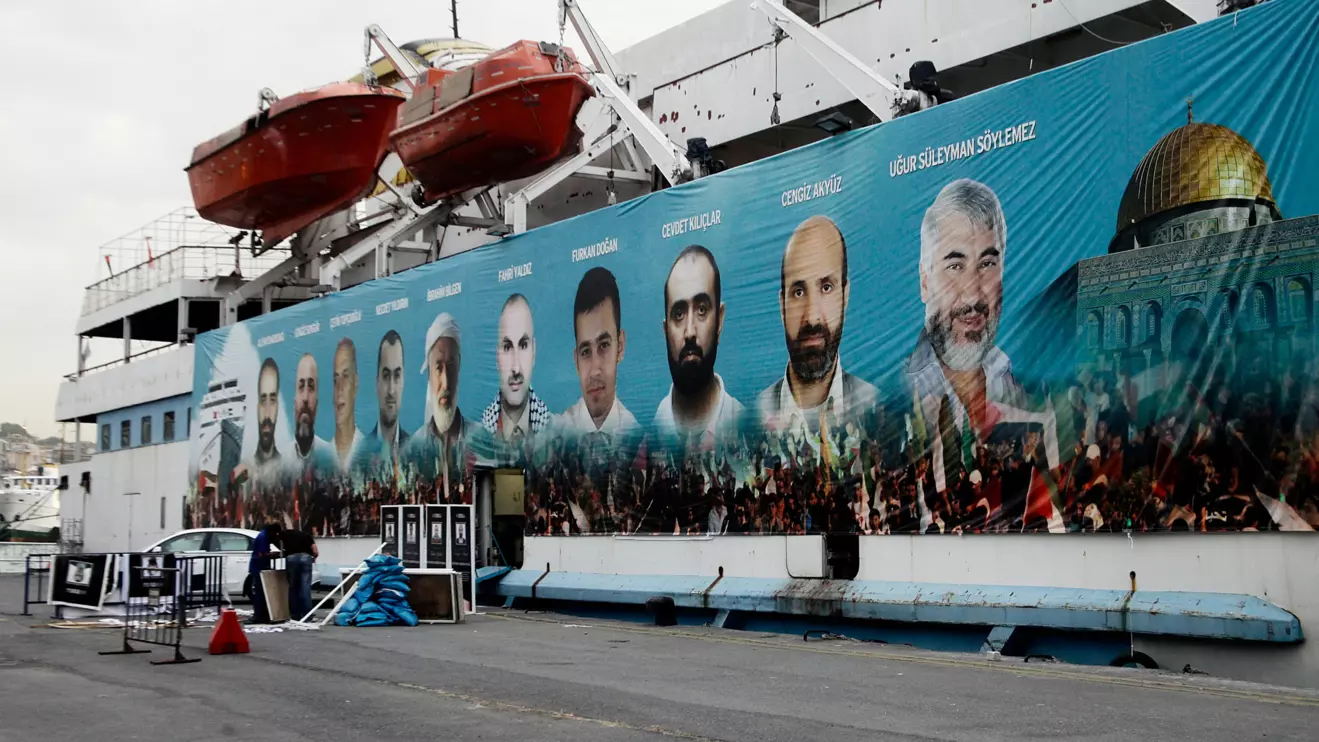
[1109,651,1159,670]
[645,596,677,627]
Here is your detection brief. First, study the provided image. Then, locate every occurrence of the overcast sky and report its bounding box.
[0,0,728,438]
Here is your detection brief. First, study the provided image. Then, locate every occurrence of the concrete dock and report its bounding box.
[3,577,1317,741]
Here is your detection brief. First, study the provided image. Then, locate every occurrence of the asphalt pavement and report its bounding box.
[2,575,1316,741]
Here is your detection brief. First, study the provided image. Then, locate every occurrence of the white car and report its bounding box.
[143,527,277,598]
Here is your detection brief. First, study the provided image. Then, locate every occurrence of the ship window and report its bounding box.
[120,420,131,448]
[186,408,192,437]
[100,424,110,451]
[141,416,153,445]
[163,411,176,442]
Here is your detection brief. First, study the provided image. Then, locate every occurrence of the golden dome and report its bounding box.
[1115,119,1276,233]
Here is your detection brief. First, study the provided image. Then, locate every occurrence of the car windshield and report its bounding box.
[159,532,207,552]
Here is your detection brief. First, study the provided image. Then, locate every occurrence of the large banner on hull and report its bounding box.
[188,2,1319,539]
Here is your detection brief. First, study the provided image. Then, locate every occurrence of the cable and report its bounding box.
[1055,0,1139,46]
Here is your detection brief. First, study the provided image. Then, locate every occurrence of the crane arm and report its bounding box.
[364,24,424,92]
[559,0,627,88]
[748,0,902,120]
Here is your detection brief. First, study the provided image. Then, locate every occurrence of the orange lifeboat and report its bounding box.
[389,41,595,203]
[186,83,406,246]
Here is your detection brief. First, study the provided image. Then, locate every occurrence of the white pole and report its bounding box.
[300,541,386,625]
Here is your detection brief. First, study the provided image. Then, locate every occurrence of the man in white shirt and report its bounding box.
[654,245,743,445]
[482,294,550,442]
[707,497,728,535]
[559,266,638,437]
[331,337,363,473]
[756,215,878,445]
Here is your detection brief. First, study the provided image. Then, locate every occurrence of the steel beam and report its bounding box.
[750,0,902,121]
[593,73,693,186]
[560,0,629,88]
[320,186,491,289]
[221,253,305,325]
[503,124,629,233]
[577,165,649,183]
[364,25,424,90]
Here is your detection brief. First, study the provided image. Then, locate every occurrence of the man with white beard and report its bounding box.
[404,313,473,495]
[905,179,1042,496]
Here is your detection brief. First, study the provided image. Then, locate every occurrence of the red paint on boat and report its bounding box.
[390,41,595,203]
[186,82,406,246]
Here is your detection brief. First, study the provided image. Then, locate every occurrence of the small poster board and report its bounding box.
[127,554,178,600]
[450,506,474,606]
[401,505,422,568]
[260,570,290,623]
[49,554,111,610]
[382,502,476,612]
[425,505,448,569]
[381,506,401,558]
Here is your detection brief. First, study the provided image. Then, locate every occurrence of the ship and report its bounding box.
[0,469,61,541]
[54,0,1319,692]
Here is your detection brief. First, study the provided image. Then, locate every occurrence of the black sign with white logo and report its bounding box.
[401,505,421,568]
[381,506,400,559]
[425,505,448,569]
[128,554,178,599]
[450,506,473,601]
[50,554,110,609]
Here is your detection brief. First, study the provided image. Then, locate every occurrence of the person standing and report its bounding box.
[281,527,318,621]
[248,523,282,625]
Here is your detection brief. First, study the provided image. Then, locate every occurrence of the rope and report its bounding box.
[1055,0,1139,46]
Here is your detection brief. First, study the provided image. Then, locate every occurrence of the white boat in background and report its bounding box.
[1,469,61,541]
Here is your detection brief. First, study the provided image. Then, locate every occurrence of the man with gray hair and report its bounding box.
[906,179,1054,506]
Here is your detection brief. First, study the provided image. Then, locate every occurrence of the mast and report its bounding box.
[451,0,459,38]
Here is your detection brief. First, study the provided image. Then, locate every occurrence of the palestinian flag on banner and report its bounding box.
[1022,465,1066,532]
[983,393,1061,470]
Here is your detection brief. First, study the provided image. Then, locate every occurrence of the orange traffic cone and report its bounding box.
[209,608,250,655]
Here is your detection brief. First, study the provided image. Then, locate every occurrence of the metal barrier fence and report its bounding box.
[99,565,201,665]
[21,553,55,616]
[20,552,228,622]
[177,554,227,619]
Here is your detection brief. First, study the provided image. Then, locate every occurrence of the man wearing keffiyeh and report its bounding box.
[482,294,550,442]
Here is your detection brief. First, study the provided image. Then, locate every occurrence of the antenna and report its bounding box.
[451,0,459,38]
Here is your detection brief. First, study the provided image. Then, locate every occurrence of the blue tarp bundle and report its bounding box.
[333,555,418,627]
